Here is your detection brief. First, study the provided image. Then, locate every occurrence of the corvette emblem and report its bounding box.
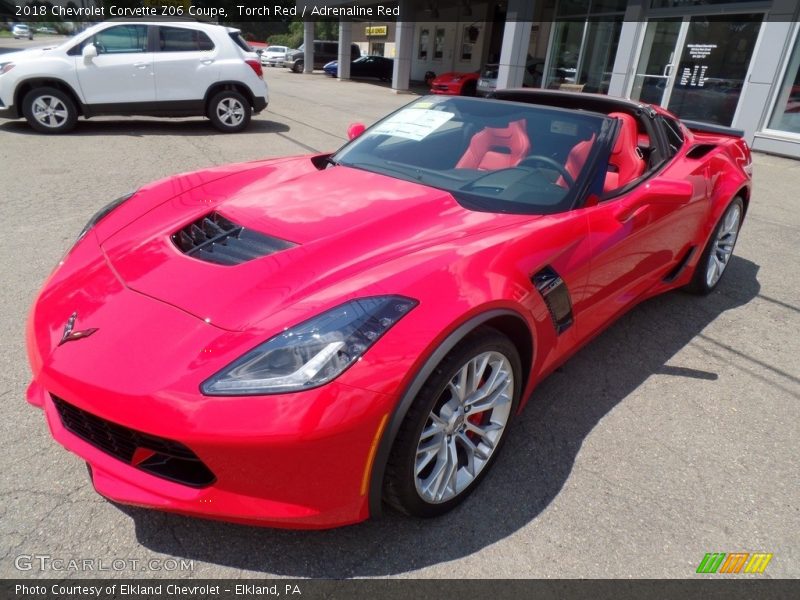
[59,312,98,346]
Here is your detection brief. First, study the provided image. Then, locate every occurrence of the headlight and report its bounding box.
[201,296,418,396]
[77,192,135,242]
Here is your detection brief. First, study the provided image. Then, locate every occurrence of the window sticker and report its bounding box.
[370,108,455,141]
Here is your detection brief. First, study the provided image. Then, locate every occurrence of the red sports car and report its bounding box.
[430,71,480,96]
[26,90,752,529]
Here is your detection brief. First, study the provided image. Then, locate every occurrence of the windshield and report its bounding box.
[333,96,610,215]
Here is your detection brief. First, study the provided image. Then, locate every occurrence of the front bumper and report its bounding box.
[27,376,390,528]
[430,83,461,95]
[25,242,396,528]
[0,104,19,119]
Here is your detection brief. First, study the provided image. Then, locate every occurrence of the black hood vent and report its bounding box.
[171,212,295,266]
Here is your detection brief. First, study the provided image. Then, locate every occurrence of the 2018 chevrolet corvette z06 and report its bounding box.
[26,90,752,528]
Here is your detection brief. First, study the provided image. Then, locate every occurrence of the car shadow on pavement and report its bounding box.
[0,118,289,137]
[119,256,760,577]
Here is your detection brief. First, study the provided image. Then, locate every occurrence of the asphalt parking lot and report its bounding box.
[0,42,798,579]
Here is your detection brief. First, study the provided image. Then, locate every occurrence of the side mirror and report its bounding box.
[640,179,694,205]
[347,122,366,140]
[82,43,97,63]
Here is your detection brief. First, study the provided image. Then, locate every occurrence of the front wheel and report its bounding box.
[291,61,303,73]
[686,197,744,295]
[207,90,251,133]
[22,87,77,134]
[384,328,522,517]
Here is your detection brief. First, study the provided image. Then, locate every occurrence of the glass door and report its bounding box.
[667,15,763,126]
[630,14,763,126]
[630,18,684,107]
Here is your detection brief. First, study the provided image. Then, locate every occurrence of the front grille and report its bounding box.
[52,396,215,488]
[171,211,294,266]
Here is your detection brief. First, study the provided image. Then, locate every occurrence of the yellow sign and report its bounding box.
[365,26,387,37]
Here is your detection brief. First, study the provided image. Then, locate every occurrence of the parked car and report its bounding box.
[430,71,480,96]
[12,24,33,40]
[26,90,752,528]
[477,57,544,96]
[322,55,394,80]
[0,20,268,133]
[36,27,59,35]
[286,40,361,73]
[261,45,288,67]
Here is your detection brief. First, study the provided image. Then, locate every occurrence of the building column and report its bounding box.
[496,0,535,90]
[607,0,647,97]
[392,0,413,92]
[303,20,314,73]
[338,19,353,81]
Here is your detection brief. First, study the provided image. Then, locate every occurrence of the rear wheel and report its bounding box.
[686,197,744,295]
[207,90,251,133]
[384,328,521,517]
[22,87,77,134]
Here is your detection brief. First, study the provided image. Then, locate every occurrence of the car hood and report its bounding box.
[435,72,472,82]
[0,46,59,62]
[100,158,528,331]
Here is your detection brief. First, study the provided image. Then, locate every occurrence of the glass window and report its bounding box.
[93,25,148,54]
[660,116,685,157]
[434,28,445,60]
[767,33,800,135]
[418,28,429,60]
[333,96,609,216]
[546,18,623,93]
[578,18,622,93]
[546,21,583,88]
[159,27,214,52]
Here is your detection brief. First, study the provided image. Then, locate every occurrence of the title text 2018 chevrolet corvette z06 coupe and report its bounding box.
[26,90,752,528]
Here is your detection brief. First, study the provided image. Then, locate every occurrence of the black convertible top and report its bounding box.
[493,89,655,119]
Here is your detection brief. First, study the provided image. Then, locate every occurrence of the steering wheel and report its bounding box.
[518,154,575,188]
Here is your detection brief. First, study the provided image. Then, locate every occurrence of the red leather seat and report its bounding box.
[456,119,530,171]
[558,134,595,187]
[604,112,645,192]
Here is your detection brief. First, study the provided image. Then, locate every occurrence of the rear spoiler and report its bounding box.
[682,119,744,138]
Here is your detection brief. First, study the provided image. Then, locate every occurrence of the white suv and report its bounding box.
[0,20,268,133]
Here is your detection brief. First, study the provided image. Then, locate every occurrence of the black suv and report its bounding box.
[287,40,361,73]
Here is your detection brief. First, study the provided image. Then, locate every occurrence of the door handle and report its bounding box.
[200,59,214,65]
[662,64,673,77]
[133,62,148,69]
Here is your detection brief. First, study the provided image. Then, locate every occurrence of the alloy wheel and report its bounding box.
[32,95,69,129]
[414,350,514,503]
[216,98,245,128]
[706,203,741,288]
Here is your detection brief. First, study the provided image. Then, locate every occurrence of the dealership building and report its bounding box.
[303,0,800,158]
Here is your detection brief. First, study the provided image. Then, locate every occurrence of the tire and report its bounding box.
[686,196,744,295]
[461,80,477,97]
[22,87,78,134]
[292,61,303,73]
[207,90,251,133]
[384,327,522,517]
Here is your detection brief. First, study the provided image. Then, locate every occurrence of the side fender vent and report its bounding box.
[686,144,717,160]
[532,266,574,334]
